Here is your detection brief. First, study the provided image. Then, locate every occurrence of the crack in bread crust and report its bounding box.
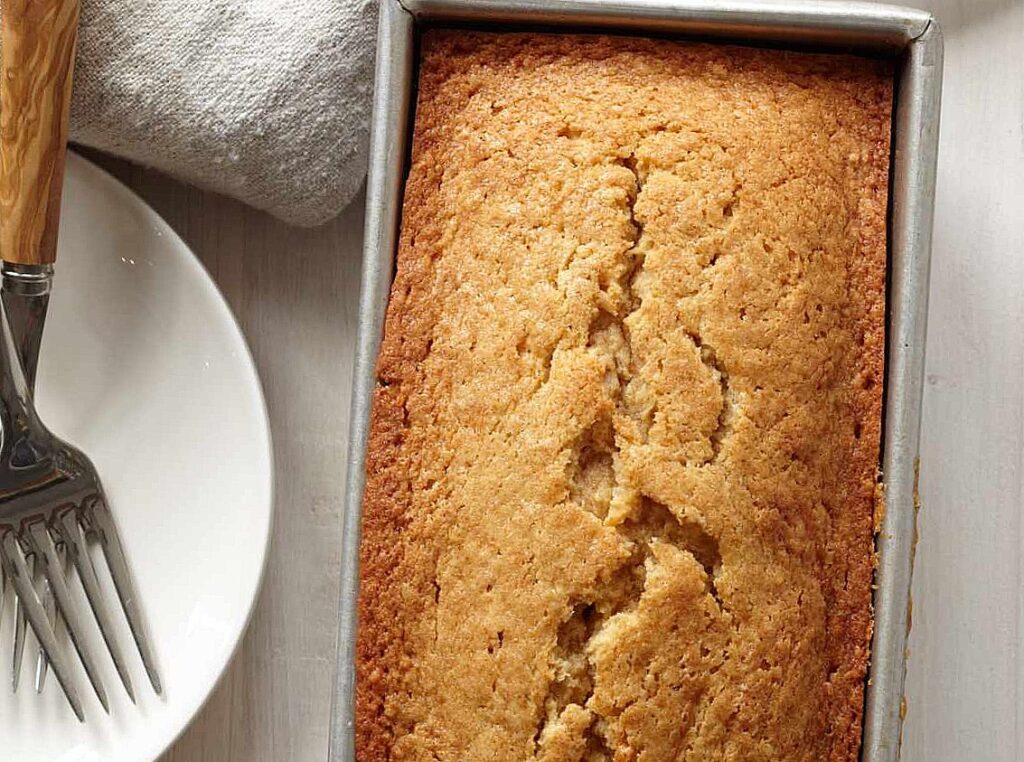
[535,164,731,758]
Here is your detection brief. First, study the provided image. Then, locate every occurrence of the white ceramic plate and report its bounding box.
[0,153,274,761]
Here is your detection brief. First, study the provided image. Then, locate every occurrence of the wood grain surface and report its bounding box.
[81,0,1023,758]
[0,0,79,266]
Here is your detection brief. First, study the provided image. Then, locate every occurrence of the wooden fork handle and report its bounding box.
[0,0,80,266]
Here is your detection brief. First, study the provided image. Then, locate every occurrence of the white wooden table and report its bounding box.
[87,0,1024,758]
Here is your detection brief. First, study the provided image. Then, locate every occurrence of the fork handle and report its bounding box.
[0,0,80,266]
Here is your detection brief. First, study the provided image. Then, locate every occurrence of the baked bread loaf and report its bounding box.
[358,31,891,762]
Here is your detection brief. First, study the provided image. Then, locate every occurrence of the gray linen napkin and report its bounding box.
[69,0,377,227]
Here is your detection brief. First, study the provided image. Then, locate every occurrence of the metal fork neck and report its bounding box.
[1,262,54,391]
[1,263,54,296]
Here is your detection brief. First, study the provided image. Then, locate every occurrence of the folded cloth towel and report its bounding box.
[69,0,377,226]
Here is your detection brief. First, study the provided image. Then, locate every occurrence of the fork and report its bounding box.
[0,0,161,719]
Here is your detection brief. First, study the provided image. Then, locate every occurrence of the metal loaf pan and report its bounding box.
[330,2,943,759]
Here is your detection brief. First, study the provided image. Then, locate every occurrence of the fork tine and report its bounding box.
[34,624,47,692]
[15,556,54,691]
[34,546,65,694]
[34,575,53,692]
[60,512,136,703]
[28,523,109,713]
[0,532,84,721]
[12,569,27,690]
[90,499,162,695]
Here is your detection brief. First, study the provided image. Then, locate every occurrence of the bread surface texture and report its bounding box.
[357,31,891,762]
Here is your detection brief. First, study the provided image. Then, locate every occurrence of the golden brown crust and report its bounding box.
[357,31,891,762]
